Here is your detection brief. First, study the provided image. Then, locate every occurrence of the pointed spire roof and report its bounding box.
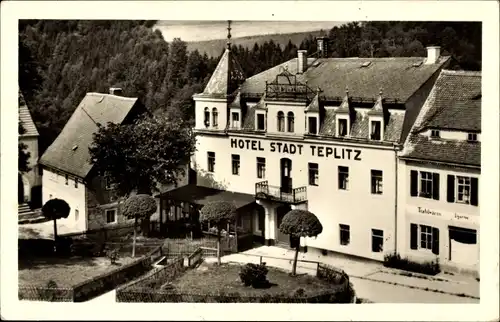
[201,21,245,98]
[368,88,385,115]
[337,86,351,113]
[254,93,267,110]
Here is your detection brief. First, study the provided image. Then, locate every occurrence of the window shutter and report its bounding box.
[410,223,418,250]
[471,177,479,206]
[432,227,440,255]
[432,173,440,200]
[410,171,418,197]
[447,175,455,203]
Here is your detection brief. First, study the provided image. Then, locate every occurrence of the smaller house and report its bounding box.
[397,70,481,274]
[18,89,41,208]
[39,88,150,233]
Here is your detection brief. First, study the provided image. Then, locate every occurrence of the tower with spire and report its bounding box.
[193,20,246,131]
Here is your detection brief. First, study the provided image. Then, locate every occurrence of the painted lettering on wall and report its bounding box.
[230,138,362,161]
[417,207,442,217]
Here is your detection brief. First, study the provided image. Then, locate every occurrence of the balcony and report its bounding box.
[255,181,307,204]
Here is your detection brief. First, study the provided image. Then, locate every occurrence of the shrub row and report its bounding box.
[383,252,441,276]
[122,257,185,291]
[19,283,74,302]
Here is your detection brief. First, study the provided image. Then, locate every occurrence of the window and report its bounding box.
[308,117,318,135]
[308,163,319,186]
[204,107,210,127]
[74,178,78,189]
[467,132,478,142]
[339,224,350,246]
[231,112,239,128]
[371,170,383,194]
[370,120,382,140]
[338,166,349,190]
[65,175,69,185]
[410,223,439,254]
[232,154,240,175]
[410,170,440,200]
[430,129,440,138]
[105,175,113,190]
[338,118,348,137]
[257,157,266,179]
[75,209,79,221]
[49,194,53,199]
[447,175,478,206]
[287,112,294,132]
[277,111,285,132]
[212,108,218,127]
[207,152,215,173]
[257,113,265,131]
[106,209,117,224]
[372,229,384,252]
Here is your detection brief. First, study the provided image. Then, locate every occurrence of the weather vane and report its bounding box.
[227,20,232,40]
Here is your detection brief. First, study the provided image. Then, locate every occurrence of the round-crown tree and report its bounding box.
[41,198,71,251]
[122,194,157,257]
[279,209,323,276]
[200,201,237,265]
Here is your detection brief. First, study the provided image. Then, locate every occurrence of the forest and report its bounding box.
[19,20,481,155]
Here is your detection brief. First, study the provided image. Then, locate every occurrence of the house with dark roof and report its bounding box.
[39,89,151,233]
[397,70,481,274]
[18,89,41,210]
[157,26,453,261]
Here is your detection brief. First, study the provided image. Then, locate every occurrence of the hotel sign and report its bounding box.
[230,138,362,161]
[408,205,479,226]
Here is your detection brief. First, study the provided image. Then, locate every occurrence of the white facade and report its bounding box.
[42,168,87,232]
[397,160,480,273]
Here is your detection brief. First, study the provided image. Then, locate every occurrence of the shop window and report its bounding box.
[308,163,319,186]
[232,154,240,175]
[338,166,349,190]
[257,157,266,179]
[371,229,384,252]
[339,224,350,246]
[410,223,439,255]
[207,152,215,173]
[371,170,383,194]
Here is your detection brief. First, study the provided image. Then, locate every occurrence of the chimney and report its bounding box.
[317,37,329,58]
[297,50,308,74]
[109,87,123,96]
[425,46,441,65]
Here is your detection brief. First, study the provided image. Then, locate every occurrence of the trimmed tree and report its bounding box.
[41,198,71,251]
[122,194,157,257]
[200,201,237,265]
[279,209,323,276]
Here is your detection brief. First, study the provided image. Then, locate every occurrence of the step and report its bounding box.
[19,216,49,225]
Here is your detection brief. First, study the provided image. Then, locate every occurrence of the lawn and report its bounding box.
[18,256,136,287]
[168,262,334,296]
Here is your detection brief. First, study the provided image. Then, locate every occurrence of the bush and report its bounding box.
[383,252,441,275]
[239,262,269,288]
[106,249,119,264]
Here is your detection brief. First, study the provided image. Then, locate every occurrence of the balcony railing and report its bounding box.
[255,181,307,204]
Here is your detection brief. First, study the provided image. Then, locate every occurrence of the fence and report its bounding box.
[18,285,74,302]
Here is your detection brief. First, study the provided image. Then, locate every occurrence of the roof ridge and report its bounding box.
[86,92,138,100]
[441,69,481,77]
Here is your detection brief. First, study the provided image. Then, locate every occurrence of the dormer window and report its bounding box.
[212,108,218,128]
[287,112,295,133]
[231,111,240,128]
[370,120,382,141]
[256,113,266,131]
[204,107,210,128]
[467,132,478,142]
[338,118,348,137]
[277,111,285,132]
[308,116,318,135]
[430,129,440,138]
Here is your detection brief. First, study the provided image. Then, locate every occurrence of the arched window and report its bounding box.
[204,107,210,127]
[287,112,295,132]
[212,108,218,127]
[277,111,285,132]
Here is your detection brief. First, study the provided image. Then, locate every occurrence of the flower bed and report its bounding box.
[383,252,441,276]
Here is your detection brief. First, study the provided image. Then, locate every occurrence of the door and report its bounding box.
[449,226,478,266]
[276,205,292,245]
[280,158,292,194]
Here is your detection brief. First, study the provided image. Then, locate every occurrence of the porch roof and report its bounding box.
[157,184,256,210]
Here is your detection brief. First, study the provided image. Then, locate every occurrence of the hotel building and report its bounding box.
[397,70,481,273]
[173,34,454,261]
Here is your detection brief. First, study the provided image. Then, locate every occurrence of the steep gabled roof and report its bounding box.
[39,93,139,178]
[400,70,482,166]
[19,89,38,137]
[199,47,245,98]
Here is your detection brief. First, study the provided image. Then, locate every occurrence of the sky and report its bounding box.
[154,20,346,42]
